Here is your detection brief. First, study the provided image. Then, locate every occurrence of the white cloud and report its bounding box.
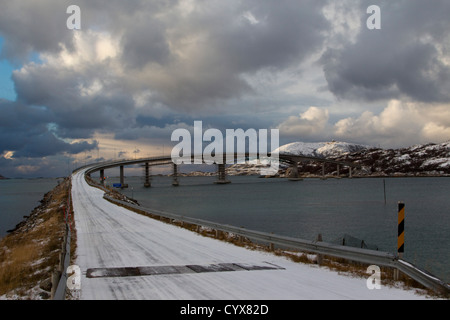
[1,151,14,160]
[421,122,450,142]
[242,11,260,25]
[278,106,330,138]
[277,100,450,148]
[79,79,103,97]
[333,100,450,147]
[38,30,121,73]
[321,1,361,46]
[16,165,40,174]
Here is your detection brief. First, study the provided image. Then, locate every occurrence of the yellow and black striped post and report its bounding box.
[397,202,405,256]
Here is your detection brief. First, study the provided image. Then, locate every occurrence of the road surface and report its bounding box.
[71,170,428,300]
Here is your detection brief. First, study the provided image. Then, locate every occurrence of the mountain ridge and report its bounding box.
[330,141,450,177]
[225,140,450,177]
[274,140,370,158]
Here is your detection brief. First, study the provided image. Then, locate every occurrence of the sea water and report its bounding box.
[0,178,60,238]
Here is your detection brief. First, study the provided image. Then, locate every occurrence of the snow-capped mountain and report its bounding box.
[274,141,370,158]
[224,141,370,176]
[333,141,450,176]
[225,140,450,177]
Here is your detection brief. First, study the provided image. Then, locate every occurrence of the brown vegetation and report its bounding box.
[0,178,72,299]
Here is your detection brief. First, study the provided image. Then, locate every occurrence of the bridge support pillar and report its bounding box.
[144,162,151,188]
[214,163,231,184]
[349,167,353,179]
[321,163,327,180]
[172,163,179,187]
[100,169,105,186]
[120,165,128,188]
[288,163,302,181]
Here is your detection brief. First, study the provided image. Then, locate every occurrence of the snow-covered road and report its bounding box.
[71,170,428,300]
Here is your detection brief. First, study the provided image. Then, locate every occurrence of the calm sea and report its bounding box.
[0,178,60,238]
[114,175,450,283]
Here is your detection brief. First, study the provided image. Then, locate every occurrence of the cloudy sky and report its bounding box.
[0,0,449,177]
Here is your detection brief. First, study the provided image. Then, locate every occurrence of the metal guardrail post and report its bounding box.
[53,225,71,300]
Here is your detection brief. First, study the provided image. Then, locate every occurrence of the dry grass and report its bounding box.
[0,178,71,299]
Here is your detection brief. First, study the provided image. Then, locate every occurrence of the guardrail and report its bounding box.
[51,179,73,300]
[52,224,71,300]
[102,193,449,296]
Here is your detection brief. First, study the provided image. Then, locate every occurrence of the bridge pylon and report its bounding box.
[144,162,151,188]
[288,163,303,181]
[214,163,231,184]
[172,163,179,187]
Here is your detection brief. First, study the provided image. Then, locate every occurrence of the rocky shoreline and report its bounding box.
[0,178,72,300]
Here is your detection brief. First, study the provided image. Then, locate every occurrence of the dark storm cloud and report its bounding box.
[12,132,98,158]
[0,100,52,151]
[0,0,162,63]
[3,0,449,113]
[213,0,327,72]
[320,0,450,103]
[0,99,98,158]
[0,1,74,63]
[149,0,329,109]
[5,0,331,140]
[12,60,137,139]
[120,14,171,69]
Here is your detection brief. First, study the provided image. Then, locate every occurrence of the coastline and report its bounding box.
[0,178,73,300]
[164,170,450,178]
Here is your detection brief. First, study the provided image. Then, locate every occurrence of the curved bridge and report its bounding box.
[83,153,361,188]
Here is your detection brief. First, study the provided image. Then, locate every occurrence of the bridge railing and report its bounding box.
[101,192,449,296]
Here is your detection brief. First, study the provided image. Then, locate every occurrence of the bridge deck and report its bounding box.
[84,152,360,175]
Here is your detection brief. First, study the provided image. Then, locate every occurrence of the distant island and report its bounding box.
[0,174,8,180]
[180,141,450,178]
[274,140,450,178]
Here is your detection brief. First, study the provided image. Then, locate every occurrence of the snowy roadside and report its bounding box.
[71,170,434,300]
